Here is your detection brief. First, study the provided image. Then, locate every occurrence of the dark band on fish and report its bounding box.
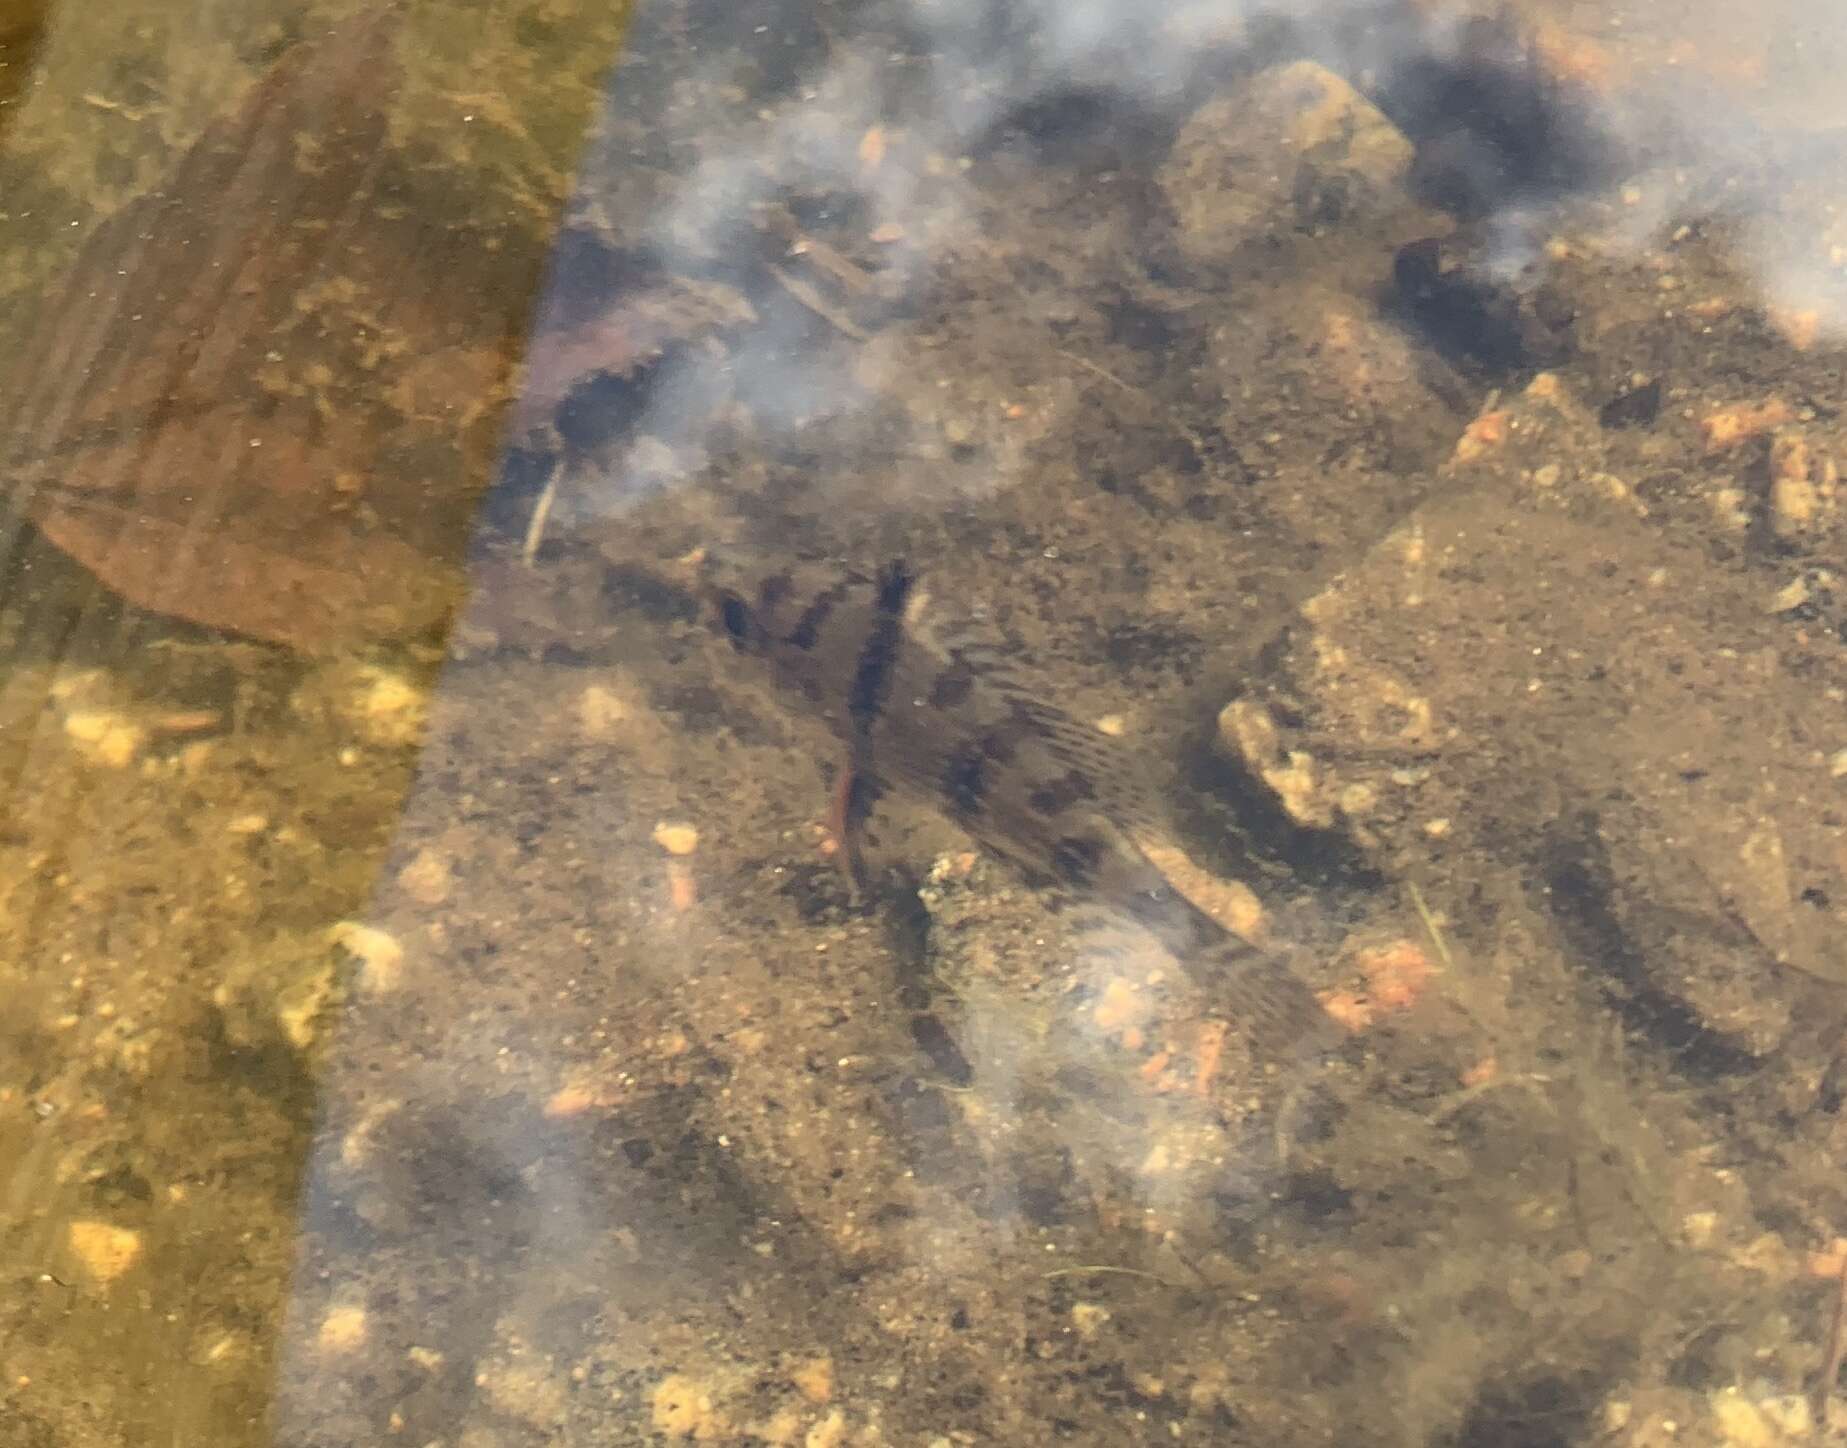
[1026,768,1098,819]
[940,744,989,819]
[1049,834,1105,887]
[846,560,915,735]
[926,660,975,709]
[786,577,853,653]
[759,573,794,609]
[975,702,1048,768]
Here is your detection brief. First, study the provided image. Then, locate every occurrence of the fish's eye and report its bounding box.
[718,593,752,643]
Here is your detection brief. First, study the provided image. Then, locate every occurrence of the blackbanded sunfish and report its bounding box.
[682,547,1340,1063]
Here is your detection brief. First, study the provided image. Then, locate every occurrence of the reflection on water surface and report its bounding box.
[1,2,1845,1445]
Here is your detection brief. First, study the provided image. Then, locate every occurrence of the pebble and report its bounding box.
[1709,1388,1775,1448]
[1768,578,1809,614]
[276,963,339,1049]
[790,1356,833,1405]
[316,1304,368,1354]
[1775,436,1838,540]
[396,847,453,906]
[197,1331,248,1368]
[63,711,145,768]
[543,1082,598,1119]
[1758,1395,1812,1436]
[1702,400,1794,453]
[578,683,631,739]
[328,922,404,993]
[804,1410,846,1448]
[1830,748,1847,778]
[476,1357,569,1428]
[652,1373,724,1440]
[1220,698,1329,828]
[348,667,428,747]
[66,1220,142,1285]
[1161,60,1412,262]
[653,822,700,856]
[1710,486,1753,531]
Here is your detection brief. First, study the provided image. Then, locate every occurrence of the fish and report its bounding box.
[681,546,1343,1065]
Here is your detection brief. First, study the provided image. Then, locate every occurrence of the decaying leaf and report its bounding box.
[0,6,550,652]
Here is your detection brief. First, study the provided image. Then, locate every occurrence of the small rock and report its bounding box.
[1767,431,1838,540]
[1218,699,1331,827]
[804,1409,846,1448]
[63,711,144,768]
[1161,60,1413,263]
[1757,1395,1812,1436]
[1702,400,1794,453]
[790,1356,833,1405]
[543,1082,598,1119]
[348,667,428,747]
[476,1357,570,1429]
[196,1331,249,1369]
[1830,748,1847,778]
[395,847,453,906]
[652,822,700,856]
[1071,1303,1111,1340]
[66,1220,142,1285]
[1092,978,1148,1036]
[1709,1387,1774,1448]
[578,683,631,739]
[652,1373,725,1440]
[329,922,404,994]
[316,1304,368,1354]
[1768,577,1810,614]
[275,961,341,1049]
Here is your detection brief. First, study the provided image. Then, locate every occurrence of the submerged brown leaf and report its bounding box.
[0,5,544,652]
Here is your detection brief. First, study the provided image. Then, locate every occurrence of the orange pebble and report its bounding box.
[1701,400,1793,452]
[1317,989,1375,1033]
[1460,1055,1499,1089]
[1356,940,1435,1012]
[1452,410,1508,463]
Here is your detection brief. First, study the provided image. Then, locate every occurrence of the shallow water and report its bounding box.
[2,2,1845,1446]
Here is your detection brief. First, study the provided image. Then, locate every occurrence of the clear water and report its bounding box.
[2,2,1845,1445]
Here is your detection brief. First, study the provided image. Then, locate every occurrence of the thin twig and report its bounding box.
[1407,882,1455,973]
[787,235,876,295]
[1042,1264,1182,1288]
[1054,349,1209,458]
[521,464,560,566]
[767,264,868,340]
[752,204,878,295]
[1819,1251,1847,1429]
